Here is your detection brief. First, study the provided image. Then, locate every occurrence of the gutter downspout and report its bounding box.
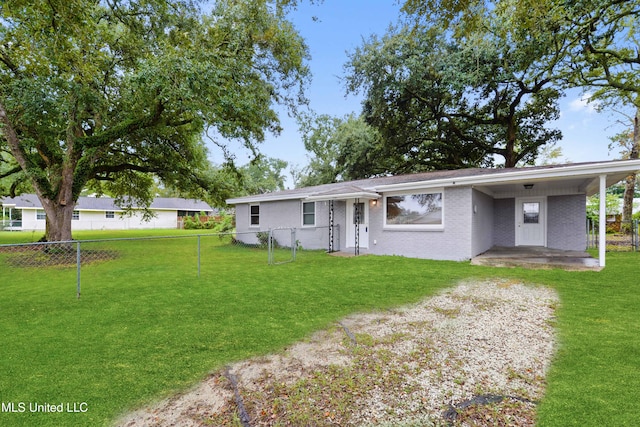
[599,174,606,268]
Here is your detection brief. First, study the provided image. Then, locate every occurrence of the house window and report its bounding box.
[522,202,540,224]
[38,209,81,220]
[106,211,115,219]
[249,204,260,227]
[385,191,443,228]
[302,202,315,226]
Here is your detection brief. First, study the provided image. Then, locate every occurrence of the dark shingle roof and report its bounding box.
[226,160,640,204]
[1,195,214,212]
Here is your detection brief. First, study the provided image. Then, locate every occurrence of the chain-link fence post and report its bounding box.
[292,228,297,262]
[267,228,273,265]
[76,241,81,299]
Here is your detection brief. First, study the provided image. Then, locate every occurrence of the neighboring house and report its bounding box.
[227,160,640,267]
[1,194,214,231]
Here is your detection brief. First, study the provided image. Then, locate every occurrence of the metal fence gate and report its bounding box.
[267,227,297,265]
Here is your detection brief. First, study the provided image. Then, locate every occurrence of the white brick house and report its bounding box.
[227,160,640,267]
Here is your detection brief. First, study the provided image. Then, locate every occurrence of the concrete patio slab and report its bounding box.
[471,246,602,271]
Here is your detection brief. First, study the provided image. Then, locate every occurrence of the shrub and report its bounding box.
[256,231,270,248]
[211,212,235,233]
[182,211,235,231]
[182,215,204,230]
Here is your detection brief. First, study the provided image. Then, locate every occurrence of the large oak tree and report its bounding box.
[402,0,640,221]
[345,27,562,171]
[0,0,309,241]
[564,0,640,225]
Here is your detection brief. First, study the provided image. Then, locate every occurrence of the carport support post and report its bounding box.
[599,174,606,268]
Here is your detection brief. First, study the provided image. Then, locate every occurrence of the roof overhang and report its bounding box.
[225,160,640,205]
[305,191,381,202]
[372,160,640,196]
[226,193,307,204]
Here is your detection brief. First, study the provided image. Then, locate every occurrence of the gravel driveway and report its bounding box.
[116,279,559,426]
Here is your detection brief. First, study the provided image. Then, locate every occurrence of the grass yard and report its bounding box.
[0,230,639,426]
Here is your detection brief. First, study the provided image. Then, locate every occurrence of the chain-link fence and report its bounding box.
[267,227,297,265]
[587,219,639,252]
[0,231,303,299]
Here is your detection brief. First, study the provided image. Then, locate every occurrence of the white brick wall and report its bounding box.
[367,187,473,261]
[493,199,515,246]
[233,189,589,258]
[471,190,494,256]
[547,194,587,250]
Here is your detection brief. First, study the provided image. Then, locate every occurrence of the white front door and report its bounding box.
[346,199,369,249]
[515,197,546,246]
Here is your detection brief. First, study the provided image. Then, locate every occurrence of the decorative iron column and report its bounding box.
[328,200,334,253]
[354,199,360,256]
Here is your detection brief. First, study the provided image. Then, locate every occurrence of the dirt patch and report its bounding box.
[115,280,558,426]
[1,245,118,267]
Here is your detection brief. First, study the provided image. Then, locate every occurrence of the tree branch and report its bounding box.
[0,45,21,76]
[0,101,29,172]
[93,163,158,177]
[77,101,166,149]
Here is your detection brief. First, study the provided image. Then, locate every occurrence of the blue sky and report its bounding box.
[207,0,633,185]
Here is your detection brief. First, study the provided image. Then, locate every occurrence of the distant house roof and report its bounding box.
[226,160,640,204]
[1,194,214,213]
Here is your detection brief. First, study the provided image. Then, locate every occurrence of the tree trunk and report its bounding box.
[504,119,518,168]
[41,202,75,242]
[2,101,78,242]
[621,107,639,234]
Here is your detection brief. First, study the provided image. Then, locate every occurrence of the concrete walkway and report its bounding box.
[471,246,602,271]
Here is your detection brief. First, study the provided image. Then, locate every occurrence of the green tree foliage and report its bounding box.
[563,0,640,106]
[401,0,640,106]
[345,26,562,171]
[356,0,640,174]
[237,156,289,195]
[608,122,640,220]
[400,0,640,221]
[586,193,621,222]
[297,113,343,186]
[559,0,640,224]
[0,0,310,240]
[296,112,381,186]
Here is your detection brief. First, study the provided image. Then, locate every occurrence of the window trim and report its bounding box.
[383,189,444,230]
[37,209,81,220]
[301,201,316,227]
[249,204,260,228]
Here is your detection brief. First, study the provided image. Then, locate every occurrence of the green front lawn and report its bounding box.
[0,230,638,426]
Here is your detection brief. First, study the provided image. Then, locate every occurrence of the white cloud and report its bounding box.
[569,93,601,113]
